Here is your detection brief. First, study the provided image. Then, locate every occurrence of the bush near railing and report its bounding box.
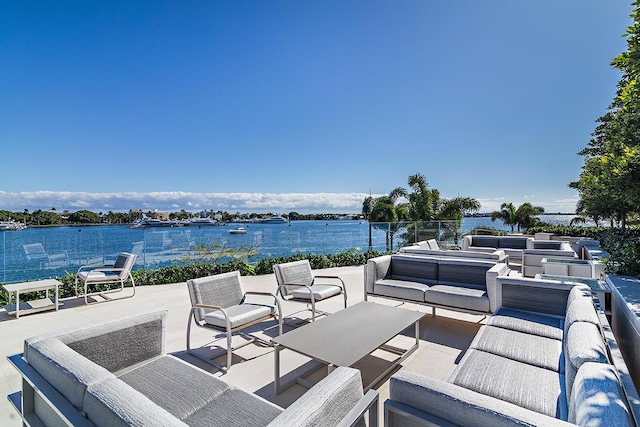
[525,225,605,239]
[0,249,391,307]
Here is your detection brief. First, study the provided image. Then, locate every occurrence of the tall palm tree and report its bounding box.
[491,203,517,233]
[368,187,409,250]
[514,203,545,232]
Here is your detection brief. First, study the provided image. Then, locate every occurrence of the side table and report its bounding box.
[2,279,62,319]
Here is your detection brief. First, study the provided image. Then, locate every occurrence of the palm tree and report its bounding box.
[368,187,409,250]
[514,203,545,232]
[491,203,518,233]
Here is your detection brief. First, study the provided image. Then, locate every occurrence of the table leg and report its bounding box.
[55,284,59,311]
[15,292,20,319]
[274,344,281,395]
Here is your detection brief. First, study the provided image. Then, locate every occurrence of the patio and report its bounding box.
[0,264,485,426]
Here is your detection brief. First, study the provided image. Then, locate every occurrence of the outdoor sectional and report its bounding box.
[364,254,510,314]
[7,310,378,427]
[399,241,509,264]
[385,278,639,426]
[521,240,578,277]
[462,235,533,266]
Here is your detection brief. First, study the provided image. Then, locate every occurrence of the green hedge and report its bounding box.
[0,249,390,307]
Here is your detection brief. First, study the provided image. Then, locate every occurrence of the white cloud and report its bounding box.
[0,191,377,214]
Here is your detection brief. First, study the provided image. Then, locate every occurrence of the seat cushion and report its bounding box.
[78,270,121,283]
[183,388,282,427]
[118,356,231,420]
[487,307,564,340]
[373,279,428,302]
[291,284,342,301]
[204,304,274,329]
[449,349,568,420]
[425,285,490,313]
[470,325,564,373]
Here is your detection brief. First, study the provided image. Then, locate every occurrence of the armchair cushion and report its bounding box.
[291,284,343,301]
[203,304,276,329]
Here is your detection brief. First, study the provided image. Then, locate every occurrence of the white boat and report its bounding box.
[186,217,218,226]
[229,226,247,234]
[0,220,26,231]
[130,216,179,228]
[260,216,288,224]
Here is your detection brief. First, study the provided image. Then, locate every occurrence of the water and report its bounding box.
[0,215,576,283]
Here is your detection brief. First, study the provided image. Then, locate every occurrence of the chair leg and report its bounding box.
[226,325,233,370]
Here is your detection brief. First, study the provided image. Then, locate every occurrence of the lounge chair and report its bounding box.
[273,259,347,323]
[22,243,68,267]
[186,271,283,371]
[74,252,137,304]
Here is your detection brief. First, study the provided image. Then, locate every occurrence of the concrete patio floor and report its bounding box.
[0,265,486,426]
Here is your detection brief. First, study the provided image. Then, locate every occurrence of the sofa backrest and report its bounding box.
[469,236,500,249]
[438,259,495,287]
[25,309,167,374]
[498,236,530,249]
[390,255,439,283]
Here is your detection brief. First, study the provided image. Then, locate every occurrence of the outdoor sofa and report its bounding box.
[364,254,510,314]
[384,278,638,426]
[462,235,533,266]
[521,240,578,277]
[7,310,378,427]
[400,240,508,264]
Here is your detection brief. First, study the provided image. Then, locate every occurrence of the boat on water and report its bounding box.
[229,226,247,234]
[186,217,218,226]
[0,220,26,231]
[260,216,288,224]
[130,216,180,228]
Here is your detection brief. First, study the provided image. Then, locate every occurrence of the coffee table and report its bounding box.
[272,301,424,393]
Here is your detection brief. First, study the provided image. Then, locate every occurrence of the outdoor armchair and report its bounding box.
[273,259,347,323]
[186,270,283,372]
[74,252,137,304]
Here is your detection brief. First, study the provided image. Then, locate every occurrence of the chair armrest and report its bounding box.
[337,389,379,427]
[193,303,223,310]
[245,291,278,297]
[75,263,114,274]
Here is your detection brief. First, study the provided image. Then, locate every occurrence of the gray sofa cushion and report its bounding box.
[449,349,568,420]
[389,371,571,427]
[85,377,187,427]
[438,259,493,286]
[425,285,489,313]
[563,286,600,337]
[390,255,438,282]
[564,321,609,396]
[118,355,232,420]
[568,362,633,426]
[470,326,564,373]
[267,366,364,427]
[373,279,427,302]
[183,389,283,427]
[499,237,528,249]
[59,310,166,373]
[471,236,500,248]
[487,307,565,340]
[27,337,114,410]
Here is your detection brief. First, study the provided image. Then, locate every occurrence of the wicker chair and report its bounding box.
[186,271,282,371]
[273,259,347,323]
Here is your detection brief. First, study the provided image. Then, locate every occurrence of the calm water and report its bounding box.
[0,215,576,282]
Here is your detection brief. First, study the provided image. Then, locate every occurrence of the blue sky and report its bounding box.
[0,1,632,214]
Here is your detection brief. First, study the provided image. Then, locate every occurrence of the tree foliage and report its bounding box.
[571,2,640,229]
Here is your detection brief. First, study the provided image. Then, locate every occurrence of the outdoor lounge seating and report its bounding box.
[186,271,283,371]
[384,278,638,426]
[8,309,379,427]
[462,235,533,266]
[74,252,137,304]
[522,240,578,277]
[400,240,508,263]
[365,254,510,314]
[273,259,347,322]
[22,243,68,268]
